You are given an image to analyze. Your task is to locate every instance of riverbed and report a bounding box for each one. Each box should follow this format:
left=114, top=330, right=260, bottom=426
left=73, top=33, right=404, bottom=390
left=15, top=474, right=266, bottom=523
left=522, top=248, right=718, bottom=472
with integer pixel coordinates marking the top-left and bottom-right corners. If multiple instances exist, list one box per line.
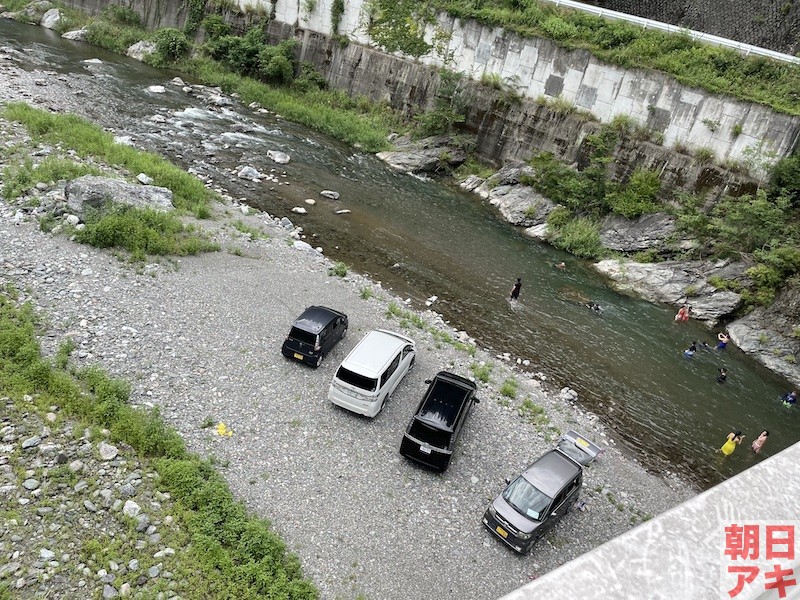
left=1, top=17, right=796, bottom=489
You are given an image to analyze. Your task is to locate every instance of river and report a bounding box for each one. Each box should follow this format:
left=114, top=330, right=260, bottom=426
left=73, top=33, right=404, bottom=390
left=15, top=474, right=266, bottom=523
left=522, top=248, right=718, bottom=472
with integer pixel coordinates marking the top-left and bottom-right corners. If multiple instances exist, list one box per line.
left=2, top=18, right=797, bottom=489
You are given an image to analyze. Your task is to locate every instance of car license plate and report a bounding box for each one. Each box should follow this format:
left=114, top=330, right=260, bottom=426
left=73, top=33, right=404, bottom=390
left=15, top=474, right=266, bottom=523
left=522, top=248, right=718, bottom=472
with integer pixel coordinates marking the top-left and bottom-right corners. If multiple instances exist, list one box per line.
left=293, top=353, right=304, bottom=360
left=495, top=526, right=508, bottom=538
left=420, top=445, right=431, bottom=454
left=576, top=437, right=589, bottom=448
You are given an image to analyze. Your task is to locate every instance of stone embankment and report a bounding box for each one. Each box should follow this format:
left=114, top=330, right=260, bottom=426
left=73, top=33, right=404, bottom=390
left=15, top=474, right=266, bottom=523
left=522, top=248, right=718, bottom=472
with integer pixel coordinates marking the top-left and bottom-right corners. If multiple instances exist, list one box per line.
left=0, top=54, right=695, bottom=599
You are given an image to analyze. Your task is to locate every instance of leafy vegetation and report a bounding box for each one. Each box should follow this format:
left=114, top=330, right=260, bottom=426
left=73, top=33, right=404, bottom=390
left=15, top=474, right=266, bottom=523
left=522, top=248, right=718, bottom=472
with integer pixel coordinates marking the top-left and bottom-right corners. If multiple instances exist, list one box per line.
left=1, top=103, right=214, bottom=217
left=2, top=156, right=102, bottom=200
left=0, top=292, right=318, bottom=599
left=328, top=261, right=348, bottom=277
left=470, top=362, right=492, bottom=383
left=75, top=205, right=220, bottom=263
left=499, top=377, right=518, bottom=398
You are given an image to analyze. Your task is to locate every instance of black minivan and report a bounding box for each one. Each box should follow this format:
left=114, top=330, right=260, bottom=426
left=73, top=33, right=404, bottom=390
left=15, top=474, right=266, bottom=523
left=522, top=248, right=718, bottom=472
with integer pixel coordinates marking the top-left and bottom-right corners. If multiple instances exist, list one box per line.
left=281, top=306, right=348, bottom=368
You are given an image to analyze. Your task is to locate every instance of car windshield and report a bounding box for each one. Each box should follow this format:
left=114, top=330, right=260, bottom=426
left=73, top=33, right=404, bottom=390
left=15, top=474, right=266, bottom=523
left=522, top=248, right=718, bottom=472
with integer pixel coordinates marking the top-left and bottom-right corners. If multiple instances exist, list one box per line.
left=502, top=476, right=552, bottom=521
left=335, top=366, right=377, bottom=392
left=288, top=327, right=317, bottom=346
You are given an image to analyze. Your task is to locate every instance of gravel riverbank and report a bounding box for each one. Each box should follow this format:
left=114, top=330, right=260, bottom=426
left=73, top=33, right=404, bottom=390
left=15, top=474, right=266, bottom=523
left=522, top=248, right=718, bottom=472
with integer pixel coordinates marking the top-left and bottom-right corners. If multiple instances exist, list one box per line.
left=0, top=54, right=695, bottom=600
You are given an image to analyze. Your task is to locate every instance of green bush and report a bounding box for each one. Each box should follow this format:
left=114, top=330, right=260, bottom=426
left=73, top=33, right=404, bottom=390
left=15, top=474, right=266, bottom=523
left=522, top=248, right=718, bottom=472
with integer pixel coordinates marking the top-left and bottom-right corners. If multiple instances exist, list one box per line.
left=540, top=16, right=578, bottom=41
left=551, top=217, right=603, bottom=259
left=150, top=28, right=191, bottom=66
left=470, top=362, right=492, bottom=383
left=202, top=14, right=232, bottom=40
left=257, top=40, right=297, bottom=84
left=75, top=205, right=219, bottom=262
left=100, top=5, right=142, bottom=27
left=769, top=155, right=800, bottom=207
left=606, top=169, right=661, bottom=219
left=546, top=206, right=572, bottom=228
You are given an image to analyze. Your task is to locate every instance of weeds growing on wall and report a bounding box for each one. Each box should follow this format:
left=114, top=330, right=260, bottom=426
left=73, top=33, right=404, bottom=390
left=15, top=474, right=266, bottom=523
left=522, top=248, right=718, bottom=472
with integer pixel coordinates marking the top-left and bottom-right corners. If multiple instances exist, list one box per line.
left=366, top=0, right=435, bottom=57
left=429, top=0, right=800, bottom=116
left=0, top=292, right=319, bottom=599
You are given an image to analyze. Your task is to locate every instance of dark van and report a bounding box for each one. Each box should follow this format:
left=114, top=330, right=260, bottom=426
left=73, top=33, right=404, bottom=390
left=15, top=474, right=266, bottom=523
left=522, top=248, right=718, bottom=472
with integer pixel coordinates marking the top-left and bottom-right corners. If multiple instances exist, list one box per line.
left=482, top=431, right=601, bottom=554
left=281, top=306, right=348, bottom=368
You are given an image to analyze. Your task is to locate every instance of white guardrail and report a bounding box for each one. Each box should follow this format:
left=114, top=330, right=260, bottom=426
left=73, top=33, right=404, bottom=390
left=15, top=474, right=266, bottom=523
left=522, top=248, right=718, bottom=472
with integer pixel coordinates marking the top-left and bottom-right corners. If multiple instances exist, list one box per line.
left=542, top=0, right=800, bottom=64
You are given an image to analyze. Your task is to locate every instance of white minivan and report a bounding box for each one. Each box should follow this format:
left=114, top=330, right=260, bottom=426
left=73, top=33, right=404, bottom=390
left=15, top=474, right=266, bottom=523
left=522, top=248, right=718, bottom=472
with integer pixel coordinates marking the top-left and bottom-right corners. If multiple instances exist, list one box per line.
left=328, top=329, right=416, bottom=418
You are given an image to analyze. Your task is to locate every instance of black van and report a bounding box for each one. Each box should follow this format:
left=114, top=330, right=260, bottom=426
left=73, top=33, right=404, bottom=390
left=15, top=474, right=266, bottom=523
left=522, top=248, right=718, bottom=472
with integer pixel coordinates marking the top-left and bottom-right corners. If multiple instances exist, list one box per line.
left=281, top=306, right=348, bottom=368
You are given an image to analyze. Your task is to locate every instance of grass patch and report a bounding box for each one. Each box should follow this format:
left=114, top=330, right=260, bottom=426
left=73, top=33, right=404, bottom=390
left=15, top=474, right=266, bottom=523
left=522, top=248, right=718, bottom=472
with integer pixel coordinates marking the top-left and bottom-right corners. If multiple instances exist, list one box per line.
left=74, top=205, right=220, bottom=263
left=359, top=286, right=374, bottom=300
left=0, top=290, right=319, bottom=599
left=499, top=377, right=518, bottom=398
left=518, top=397, right=550, bottom=428
left=231, top=219, right=268, bottom=240
left=1, top=156, right=103, bottom=200
left=328, top=261, right=348, bottom=277
left=1, top=103, right=215, bottom=217
left=470, top=362, right=492, bottom=383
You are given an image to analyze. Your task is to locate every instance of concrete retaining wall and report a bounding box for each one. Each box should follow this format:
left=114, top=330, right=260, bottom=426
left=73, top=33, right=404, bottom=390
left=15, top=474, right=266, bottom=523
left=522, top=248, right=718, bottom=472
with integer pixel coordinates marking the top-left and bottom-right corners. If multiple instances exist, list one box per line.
left=257, top=0, right=800, bottom=167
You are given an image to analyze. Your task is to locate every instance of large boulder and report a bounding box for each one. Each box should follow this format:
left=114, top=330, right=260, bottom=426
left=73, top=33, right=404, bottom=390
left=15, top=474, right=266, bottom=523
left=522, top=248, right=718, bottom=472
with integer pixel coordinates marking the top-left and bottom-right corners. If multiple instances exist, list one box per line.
left=15, top=0, right=52, bottom=23
left=594, top=258, right=744, bottom=325
left=65, top=176, right=174, bottom=217
left=600, top=212, right=677, bottom=252
left=62, top=28, right=88, bottom=41
left=377, top=135, right=470, bottom=174
left=727, top=282, right=800, bottom=387
left=474, top=162, right=554, bottom=226
left=126, top=41, right=156, bottom=62
left=39, top=7, right=61, bottom=28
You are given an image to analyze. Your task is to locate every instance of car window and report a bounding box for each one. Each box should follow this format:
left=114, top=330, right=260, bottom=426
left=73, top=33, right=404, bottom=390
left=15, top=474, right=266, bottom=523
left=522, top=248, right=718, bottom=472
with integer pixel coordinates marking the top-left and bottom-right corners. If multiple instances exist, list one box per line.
left=288, top=327, right=317, bottom=346
left=380, top=353, right=401, bottom=387
left=409, top=420, right=451, bottom=448
left=336, top=366, right=377, bottom=392
left=502, top=476, right=552, bottom=521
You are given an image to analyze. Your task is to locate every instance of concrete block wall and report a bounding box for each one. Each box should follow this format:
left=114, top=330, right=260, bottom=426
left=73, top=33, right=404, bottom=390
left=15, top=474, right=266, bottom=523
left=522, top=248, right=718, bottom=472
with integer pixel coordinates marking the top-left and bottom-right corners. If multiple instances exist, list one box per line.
left=240, top=0, right=800, bottom=166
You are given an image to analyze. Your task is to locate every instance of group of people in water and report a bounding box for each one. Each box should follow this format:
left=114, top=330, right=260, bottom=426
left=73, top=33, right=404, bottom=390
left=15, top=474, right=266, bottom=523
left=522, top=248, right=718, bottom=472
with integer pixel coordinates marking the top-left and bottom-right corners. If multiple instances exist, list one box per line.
left=672, top=304, right=796, bottom=459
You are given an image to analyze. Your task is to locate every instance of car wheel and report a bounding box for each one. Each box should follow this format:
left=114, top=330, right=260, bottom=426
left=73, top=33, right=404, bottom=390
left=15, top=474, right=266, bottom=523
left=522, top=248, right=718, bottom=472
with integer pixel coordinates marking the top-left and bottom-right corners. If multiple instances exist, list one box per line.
left=408, top=357, right=415, bottom=371
left=341, top=327, right=347, bottom=340
left=316, top=354, right=324, bottom=368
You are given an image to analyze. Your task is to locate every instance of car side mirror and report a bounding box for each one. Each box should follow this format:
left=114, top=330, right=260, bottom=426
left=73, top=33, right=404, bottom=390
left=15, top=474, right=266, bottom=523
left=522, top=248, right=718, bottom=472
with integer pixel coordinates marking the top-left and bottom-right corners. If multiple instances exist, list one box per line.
left=424, top=379, right=432, bottom=384
left=504, top=477, right=511, bottom=485
left=474, top=397, right=480, bottom=404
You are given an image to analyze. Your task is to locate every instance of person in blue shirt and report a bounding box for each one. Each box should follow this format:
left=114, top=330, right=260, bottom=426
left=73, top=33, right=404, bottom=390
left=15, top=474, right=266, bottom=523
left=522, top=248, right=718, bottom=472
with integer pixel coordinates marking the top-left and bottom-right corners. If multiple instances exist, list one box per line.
left=783, top=390, right=798, bottom=406
left=683, top=341, right=697, bottom=359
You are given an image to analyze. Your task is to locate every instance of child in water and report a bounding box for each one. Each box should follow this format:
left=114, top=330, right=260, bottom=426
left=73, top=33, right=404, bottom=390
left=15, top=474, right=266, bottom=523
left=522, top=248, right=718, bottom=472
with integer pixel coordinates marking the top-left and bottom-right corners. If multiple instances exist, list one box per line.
left=751, top=431, right=769, bottom=454
left=717, top=368, right=728, bottom=384
left=683, top=341, right=697, bottom=359
left=720, top=431, right=744, bottom=456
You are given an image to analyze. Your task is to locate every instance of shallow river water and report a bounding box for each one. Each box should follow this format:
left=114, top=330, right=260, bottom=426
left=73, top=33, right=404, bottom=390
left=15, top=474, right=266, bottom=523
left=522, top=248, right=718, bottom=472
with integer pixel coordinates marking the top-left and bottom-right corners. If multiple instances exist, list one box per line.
left=2, top=18, right=797, bottom=489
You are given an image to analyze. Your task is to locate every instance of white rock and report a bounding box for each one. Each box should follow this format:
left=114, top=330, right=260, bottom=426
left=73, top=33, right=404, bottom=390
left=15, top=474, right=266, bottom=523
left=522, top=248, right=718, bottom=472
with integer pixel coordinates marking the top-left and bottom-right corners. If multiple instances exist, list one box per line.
left=291, top=207, right=307, bottom=214
left=97, top=441, right=118, bottom=461
left=320, top=190, right=340, bottom=200
left=40, top=8, right=62, bottom=29
left=304, top=199, right=316, bottom=205
left=122, top=500, right=141, bottom=518
left=147, top=85, right=166, bottom=94
left=335, top=209, right=351, bottom=215
left=136, top=173, right=153, bottom=185
left=266, top=150, right=290, bottom=164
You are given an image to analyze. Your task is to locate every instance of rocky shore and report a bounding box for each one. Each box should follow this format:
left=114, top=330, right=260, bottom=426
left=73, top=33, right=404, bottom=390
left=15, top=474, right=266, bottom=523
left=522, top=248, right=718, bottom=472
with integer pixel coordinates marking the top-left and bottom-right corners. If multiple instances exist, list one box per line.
left=0, top=46, right=696, bottom=600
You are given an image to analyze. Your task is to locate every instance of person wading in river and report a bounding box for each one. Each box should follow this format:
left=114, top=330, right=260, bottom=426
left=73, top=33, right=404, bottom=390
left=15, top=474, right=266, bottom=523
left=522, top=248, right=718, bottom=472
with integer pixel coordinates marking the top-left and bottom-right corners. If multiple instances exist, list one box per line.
left=510, top=277, right=522, bottom=301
